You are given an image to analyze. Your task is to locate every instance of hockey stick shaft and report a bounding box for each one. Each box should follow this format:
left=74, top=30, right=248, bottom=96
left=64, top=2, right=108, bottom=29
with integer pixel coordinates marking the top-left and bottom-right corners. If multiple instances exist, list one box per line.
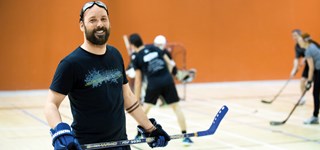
left=81, top=105, right=228, bottom=150
left=270, top=89, right=307, bottom=125
left=282, top=89, right=307, bottom=122
left=272, top=77, right=292, bottom=98
left=123, top=35, right=132, bottom=55
left=262, top=76, right=293, bottom=103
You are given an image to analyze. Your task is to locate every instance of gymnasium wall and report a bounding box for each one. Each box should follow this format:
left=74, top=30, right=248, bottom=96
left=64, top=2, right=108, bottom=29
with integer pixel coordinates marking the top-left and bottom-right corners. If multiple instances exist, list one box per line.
left=0, top=0, right=319, bottom=90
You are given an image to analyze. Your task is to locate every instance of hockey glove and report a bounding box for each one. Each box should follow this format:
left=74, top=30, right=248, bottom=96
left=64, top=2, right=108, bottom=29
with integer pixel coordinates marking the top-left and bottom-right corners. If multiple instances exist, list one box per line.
left=305, top=80, right=312, bottom=91
left=137, top=118, right=171, bottom=148
left=50, top=122, right=82, bottom=150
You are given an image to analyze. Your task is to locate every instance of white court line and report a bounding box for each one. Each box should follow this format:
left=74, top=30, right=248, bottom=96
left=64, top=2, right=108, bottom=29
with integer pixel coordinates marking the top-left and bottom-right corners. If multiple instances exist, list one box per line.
left=202, top=138, right=247, bottom=150
left=221, top=130, right=286, bottom=150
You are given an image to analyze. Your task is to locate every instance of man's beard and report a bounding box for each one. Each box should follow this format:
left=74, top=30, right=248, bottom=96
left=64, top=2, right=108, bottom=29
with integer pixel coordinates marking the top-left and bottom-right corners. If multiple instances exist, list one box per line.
left=84, top=25, right=110, bottom=45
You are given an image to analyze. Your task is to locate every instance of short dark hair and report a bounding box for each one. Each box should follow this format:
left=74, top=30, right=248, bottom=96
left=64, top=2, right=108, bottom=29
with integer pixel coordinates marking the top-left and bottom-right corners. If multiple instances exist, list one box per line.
left=292, top=29, right=302, bottom=35
left=129, top=33, right=144, bottom=48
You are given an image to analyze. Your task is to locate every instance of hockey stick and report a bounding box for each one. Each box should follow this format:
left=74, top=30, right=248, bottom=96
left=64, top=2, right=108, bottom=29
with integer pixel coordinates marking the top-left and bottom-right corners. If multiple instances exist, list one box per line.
left=261, top=76, right=294, bottom=104
left=270, top=89, right=307, bottom=126
left=81, top=105, right=229, bottom=150
left=123, top=35, right=132, bottom=55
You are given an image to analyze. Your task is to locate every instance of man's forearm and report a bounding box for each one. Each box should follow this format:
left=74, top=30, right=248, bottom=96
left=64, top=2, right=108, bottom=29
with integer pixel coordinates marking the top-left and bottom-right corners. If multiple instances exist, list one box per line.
left=44, top=103, right=62, bottom=128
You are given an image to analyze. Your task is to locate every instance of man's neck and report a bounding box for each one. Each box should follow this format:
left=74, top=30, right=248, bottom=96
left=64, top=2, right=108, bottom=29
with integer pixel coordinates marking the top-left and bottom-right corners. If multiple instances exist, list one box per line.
left=81, top=41, right=107, bottom=55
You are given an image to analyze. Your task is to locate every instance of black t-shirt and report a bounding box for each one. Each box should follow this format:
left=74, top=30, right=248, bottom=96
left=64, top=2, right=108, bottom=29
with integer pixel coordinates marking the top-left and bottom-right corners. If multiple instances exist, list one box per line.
left=295, top=43, right=305, bottom=58
left=132, top=45, right=174, bottom=89
left=50, top=45, right=129, bottom=145
left=163, top=49, right=173, bottom=60
left=127, top=52, right=137, bottom=70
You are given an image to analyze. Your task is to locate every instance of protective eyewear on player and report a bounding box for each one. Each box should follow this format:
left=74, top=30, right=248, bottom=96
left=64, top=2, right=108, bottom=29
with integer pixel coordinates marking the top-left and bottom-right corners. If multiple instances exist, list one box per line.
left=80, top=1, right=108, bottom=21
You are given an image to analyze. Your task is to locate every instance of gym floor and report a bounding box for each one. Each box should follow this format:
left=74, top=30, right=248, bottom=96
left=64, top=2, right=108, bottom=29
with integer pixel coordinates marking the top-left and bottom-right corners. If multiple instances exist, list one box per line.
left=0, top=80, right=319, bottom=150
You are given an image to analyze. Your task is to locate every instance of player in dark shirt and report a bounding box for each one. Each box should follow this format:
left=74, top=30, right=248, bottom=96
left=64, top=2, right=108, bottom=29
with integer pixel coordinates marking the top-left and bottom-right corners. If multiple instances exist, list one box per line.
left=290, top=29, right=308, bottom=105
left=129, top=33, right=194, bottom=146
left=44, top=1, right=170, bottom=150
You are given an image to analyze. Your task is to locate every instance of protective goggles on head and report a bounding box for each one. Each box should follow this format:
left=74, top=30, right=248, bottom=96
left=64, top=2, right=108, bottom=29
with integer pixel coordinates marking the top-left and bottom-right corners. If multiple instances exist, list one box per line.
left=80, top=1, right=108, bottom=21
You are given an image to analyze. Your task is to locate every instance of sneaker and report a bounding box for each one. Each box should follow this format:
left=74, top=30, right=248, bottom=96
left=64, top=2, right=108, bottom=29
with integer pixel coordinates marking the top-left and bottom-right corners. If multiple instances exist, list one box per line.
left=182, top=137, right=193, bottom=146
left=303, top=116, right=319, bottom=124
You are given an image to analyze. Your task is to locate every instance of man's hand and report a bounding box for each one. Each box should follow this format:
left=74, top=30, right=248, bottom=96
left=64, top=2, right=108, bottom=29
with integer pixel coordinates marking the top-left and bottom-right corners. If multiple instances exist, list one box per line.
left=137, top=118, right=171, bottom=148
left=50, top=122, right=82, bottom=150
left=290, top=69, right=298, bottom=77
left=305, top=80, right=312, bottom=91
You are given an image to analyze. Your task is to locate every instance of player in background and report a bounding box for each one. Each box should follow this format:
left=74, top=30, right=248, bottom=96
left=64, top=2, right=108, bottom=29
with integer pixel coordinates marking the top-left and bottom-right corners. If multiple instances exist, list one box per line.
left=290, top=29, right=308, bottom=105
left=124, top=35, right=148, bottom=103
left=298, top=33, right=320, bottom=124
left=129, top=33, right=194, bottom=146
left=290, top=29, right=320, bottom=105
left=153, top=35, right=196, bottom=106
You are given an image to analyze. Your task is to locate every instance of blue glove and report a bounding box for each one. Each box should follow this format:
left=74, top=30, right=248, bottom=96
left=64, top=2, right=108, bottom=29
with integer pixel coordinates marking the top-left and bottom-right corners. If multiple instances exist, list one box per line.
left=305, top=80, right=312, bottom=91
left=50, top=122, right=82, bottom=150
left=137, top=118, right=171, bottom=148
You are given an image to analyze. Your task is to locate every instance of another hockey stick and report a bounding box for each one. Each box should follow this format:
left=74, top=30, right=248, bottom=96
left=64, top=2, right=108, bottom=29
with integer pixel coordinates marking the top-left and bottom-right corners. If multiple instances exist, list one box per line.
left=270, top=89, right=307, bottom=126
left=261, top=76, right=294, bottom=104
left=81, top=105, right=229, bottom=150
left=123, top=35, right=132, bottom=55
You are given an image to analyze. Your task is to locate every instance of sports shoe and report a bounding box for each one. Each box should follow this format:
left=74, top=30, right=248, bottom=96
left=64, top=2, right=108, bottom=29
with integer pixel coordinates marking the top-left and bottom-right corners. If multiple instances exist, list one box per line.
left=303, top=116, right=319, bottom=124
left=182, top=137, right=193, bottom=146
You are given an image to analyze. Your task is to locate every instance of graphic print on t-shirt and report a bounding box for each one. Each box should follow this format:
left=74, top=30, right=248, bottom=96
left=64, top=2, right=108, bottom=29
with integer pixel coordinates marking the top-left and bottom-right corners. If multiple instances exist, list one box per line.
left=143, top=51, right=165, bottom=74
left=84, top=68, right=122, bottom=88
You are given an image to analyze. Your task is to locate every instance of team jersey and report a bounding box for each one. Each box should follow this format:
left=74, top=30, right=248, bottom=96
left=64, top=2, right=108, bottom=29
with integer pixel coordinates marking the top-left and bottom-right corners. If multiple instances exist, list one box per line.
left=146, top=44, right=173, bottom=59
left=50, top=45, right=129, bottom=145
left=132, top=45, right=174, bottom=89
left=126, top=52, right=137, bottom=70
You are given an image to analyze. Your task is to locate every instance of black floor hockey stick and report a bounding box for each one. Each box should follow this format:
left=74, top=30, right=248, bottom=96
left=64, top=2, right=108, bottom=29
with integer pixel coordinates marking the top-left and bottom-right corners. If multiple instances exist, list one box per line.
left=261, top=76, right=293, bottom=104
left=270, top=89, right=307, bottom=126
left=81, top=105, right=229, bottom=150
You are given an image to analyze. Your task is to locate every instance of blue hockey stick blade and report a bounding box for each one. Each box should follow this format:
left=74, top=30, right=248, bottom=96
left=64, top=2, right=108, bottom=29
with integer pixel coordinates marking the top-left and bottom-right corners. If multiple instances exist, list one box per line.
left=197, top=105, right=228, bottom=136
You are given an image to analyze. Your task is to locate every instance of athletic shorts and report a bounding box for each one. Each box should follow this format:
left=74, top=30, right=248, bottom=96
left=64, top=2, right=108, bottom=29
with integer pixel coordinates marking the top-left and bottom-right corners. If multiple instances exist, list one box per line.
left=144, top=83, right=180, bottom=105
left=302, top=63, right=309, bottom=78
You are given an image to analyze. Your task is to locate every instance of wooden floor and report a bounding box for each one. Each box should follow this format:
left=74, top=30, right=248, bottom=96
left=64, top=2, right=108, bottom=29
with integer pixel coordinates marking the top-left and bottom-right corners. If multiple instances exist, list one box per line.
left=0, top=80, right=319, bottom=150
